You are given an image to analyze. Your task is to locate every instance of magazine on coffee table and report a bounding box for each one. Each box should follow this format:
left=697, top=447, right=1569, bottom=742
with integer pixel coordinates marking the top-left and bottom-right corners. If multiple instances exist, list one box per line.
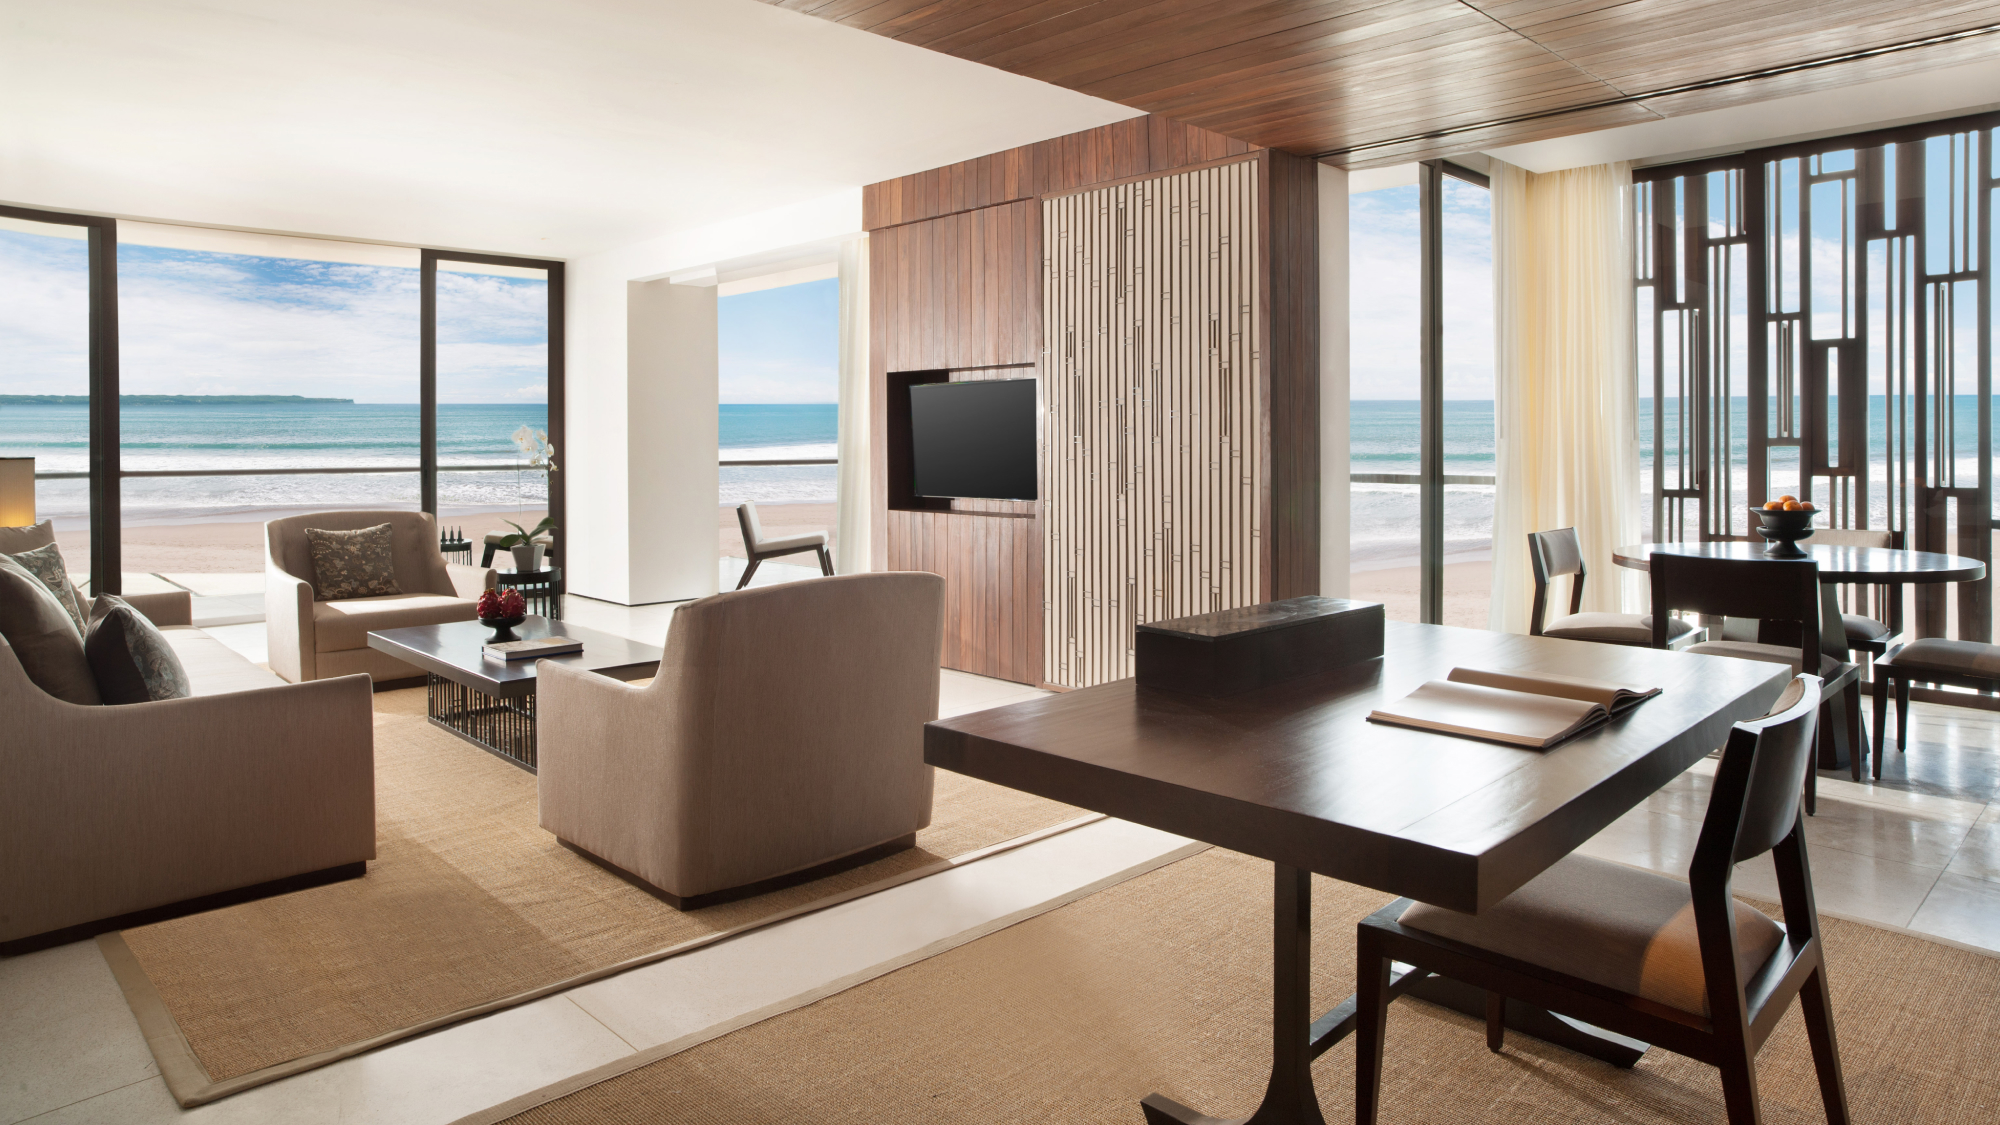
left=1367, top=667, right=1662, bottom=749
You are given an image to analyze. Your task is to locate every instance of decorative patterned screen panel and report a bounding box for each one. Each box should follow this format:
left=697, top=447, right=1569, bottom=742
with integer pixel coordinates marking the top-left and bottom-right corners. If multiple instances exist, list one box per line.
left=1043, top=159, right=1264, bottom=689
left=1636, top=113, right=1995, bottom=641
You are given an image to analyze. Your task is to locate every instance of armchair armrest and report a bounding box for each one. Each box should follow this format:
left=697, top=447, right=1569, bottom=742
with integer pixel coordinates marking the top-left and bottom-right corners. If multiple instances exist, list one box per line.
left=266, top=564, right=316, bottom=682
left=448, top=563, right=496, bottom=600
left=536, top=662, right=685, bottom=889
left=100, top=590, right=194, bottom=627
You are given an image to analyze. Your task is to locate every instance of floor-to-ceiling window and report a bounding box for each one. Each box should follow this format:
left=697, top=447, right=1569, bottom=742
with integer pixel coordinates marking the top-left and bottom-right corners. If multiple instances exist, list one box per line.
left=1348, top=163, right=1495, bottom=625
left=716, top=275, right=837, bottom=572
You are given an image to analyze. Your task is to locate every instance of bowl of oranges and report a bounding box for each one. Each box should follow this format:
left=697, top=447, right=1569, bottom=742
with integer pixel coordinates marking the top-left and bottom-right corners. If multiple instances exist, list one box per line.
left=1753, top=496, right=1818, bottom=557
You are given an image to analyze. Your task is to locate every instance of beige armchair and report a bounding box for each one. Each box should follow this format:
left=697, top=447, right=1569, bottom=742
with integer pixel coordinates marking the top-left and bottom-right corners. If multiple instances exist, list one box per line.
left=266, top=510, right=494, bottom=683
left=538, top=571, right=944, bottom=908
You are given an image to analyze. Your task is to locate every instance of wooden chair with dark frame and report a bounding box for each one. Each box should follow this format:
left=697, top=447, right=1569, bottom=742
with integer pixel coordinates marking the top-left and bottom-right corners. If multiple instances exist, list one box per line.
left=1653, top=553, right=1864, bottom=813
left=1355, top=674, right=1848, bottom=1125
left=1870, top=639, right=2000, bottom=778
left=1810, top=527, right=1904, bottom=659
left=734, top=501, right=834, bottom=590
left=1528, top=527, right=1694, bottom=648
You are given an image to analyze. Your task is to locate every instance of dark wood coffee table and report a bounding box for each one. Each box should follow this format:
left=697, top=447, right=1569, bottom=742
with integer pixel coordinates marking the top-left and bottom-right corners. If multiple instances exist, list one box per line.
left=368, top=616, right=661, bottom=772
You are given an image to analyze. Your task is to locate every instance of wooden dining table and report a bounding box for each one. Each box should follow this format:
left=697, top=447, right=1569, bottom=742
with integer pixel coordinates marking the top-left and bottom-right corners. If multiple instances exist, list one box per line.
left=925, top=621, right=1789, bottom=1125
left=1611, top=541, right=1987, bottom=770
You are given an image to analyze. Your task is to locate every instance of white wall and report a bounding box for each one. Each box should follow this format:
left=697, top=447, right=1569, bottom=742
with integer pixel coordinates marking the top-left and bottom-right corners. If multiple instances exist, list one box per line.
left=1318, top=163, right=1351, bottom=598
left=565, top=189, right=863, bottom=605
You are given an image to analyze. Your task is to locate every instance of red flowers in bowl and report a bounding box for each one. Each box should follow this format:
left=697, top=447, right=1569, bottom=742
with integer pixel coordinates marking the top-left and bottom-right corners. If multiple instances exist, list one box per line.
left=477, top=588, right=526, bottom=622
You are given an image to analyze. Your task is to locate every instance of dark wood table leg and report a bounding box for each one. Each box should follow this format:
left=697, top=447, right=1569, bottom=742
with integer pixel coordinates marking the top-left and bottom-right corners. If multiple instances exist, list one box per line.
left=1142, top=864, right=1327, bottom=1125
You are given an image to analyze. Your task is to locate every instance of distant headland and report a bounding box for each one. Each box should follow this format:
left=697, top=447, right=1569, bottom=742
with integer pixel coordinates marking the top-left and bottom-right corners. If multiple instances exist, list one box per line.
left=0, top=394, right=354, bottom=405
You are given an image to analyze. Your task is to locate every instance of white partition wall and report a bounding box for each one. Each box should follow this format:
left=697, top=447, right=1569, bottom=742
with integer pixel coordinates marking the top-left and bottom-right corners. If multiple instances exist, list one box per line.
left=1319, top=163, right=1351, bottom=598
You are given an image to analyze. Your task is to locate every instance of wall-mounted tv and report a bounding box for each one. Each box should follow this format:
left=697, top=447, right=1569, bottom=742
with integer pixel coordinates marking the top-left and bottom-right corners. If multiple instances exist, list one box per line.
left=909, top=378, right=1037, bottom=501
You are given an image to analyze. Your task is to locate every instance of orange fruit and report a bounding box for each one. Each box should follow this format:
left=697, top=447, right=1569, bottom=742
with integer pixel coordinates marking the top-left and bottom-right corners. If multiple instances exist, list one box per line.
left=1778, top=494, right=1798, bottom=504
left=1763, top=500, right=1783, bottom=510
left=1800, top=502, right=1815, bottom=511
left=1783, top=500, right=1802, bottom=511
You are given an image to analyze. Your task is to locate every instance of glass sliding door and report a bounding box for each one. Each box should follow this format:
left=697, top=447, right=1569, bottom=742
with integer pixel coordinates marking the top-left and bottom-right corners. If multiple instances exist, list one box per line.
left=422, top=251, right=563, bottom=573
left=1439, top=170, right=1496, bottom=628
left=0, top=205, right=117, bottom=590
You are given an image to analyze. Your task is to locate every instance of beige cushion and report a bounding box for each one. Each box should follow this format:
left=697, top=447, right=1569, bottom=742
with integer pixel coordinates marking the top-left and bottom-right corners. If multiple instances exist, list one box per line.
left=0, top=554, right=101, bottom=705
left=754, top=530, right=828, bottom=554
left=1399, top=854, right=1785, bottom=1016
left=1842, top=613, right=1891, bottom=644
left=158, top=627, right=288, bottom=695
left=1544, top=612, right=1694, bottom=645
left=1686, top=640, right=1843, bottom=680
left=305, top=523, right=403, bottom=601
left=312, top=593, right=478, bottom=652
left=1882, top=639, right=2000, bottom=680
left=0, top=520, right=57, bottom=555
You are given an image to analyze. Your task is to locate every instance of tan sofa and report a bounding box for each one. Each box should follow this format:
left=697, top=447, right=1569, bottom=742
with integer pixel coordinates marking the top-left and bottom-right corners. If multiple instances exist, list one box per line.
left=538, top=572, right=944, bottom=908
left=266, top=510, right=494, bottom=683
left=0, top=604, right=375, bottom=951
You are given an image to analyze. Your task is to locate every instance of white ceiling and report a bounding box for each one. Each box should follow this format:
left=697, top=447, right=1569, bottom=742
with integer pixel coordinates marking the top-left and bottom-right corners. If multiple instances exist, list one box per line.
left=0, top=0, right=1142, bottom=259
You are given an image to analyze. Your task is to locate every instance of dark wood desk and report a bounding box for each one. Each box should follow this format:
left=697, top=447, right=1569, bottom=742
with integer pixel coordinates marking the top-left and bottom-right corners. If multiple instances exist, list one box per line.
left=925, top=621, right=1788, bottom=1125
left=369, top=616, right=660, bottom=771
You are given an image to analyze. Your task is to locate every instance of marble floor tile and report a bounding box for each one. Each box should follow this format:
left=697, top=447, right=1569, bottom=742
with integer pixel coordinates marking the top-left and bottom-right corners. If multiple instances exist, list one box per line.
left=0, top=942, right=159, bottom=1125
left=1732, top=845, right=1940, bottom=929
left=1907, top=873, right=2000, bottom=953
left=1795, top=798, right=1973, bottom=870
left=1943, top=818, right=2000, bottom=884
left=1576, top=808, right=1704, bottom=876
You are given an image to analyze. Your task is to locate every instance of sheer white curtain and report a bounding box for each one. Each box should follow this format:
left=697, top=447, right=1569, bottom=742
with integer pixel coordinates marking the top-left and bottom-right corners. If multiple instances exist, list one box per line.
left=1488, top=160, right=1641, bottom=633
left=835, top=234, right=871, bottom=574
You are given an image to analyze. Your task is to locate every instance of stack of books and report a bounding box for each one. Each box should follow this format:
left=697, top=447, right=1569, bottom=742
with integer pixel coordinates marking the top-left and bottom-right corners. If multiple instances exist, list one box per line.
left=483, top=636, right=582, bottom=661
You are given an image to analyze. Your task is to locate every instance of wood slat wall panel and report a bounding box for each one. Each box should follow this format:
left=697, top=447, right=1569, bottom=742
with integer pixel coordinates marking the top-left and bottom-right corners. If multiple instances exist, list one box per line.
left=1043, top=159, right=1266, bottom=689
left=761, top=0, right=2000, bottom=167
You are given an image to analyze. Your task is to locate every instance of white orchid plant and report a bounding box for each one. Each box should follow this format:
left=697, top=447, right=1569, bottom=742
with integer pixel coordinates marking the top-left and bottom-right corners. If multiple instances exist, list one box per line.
left=497, top=425, right=558, bottom=549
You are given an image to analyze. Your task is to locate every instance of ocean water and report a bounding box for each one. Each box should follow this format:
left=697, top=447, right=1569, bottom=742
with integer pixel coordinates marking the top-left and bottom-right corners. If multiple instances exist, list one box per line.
left=719, top=403, right=837, bottom=505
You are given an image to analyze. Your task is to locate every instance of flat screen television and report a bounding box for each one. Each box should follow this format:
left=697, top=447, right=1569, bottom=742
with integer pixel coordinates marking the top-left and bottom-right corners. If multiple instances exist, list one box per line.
left=909, top=378, right=1037, bottom=501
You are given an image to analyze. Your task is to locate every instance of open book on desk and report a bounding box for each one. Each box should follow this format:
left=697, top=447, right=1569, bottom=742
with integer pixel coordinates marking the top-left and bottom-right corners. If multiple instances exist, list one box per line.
left=1367, top=667, right=1663, bottom=750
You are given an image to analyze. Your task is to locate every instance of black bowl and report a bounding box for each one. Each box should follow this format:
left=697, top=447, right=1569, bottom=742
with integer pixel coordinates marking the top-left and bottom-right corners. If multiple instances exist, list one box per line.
left=1752, top=507, right=1819, bottom=558
left=479, top=613, right=527, bottom=642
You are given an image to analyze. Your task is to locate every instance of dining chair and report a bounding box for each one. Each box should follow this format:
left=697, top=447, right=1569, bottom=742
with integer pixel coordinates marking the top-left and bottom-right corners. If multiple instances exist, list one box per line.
left=1870, top=639, right=2000, bottom=779
left=1527, top=528, right=1693, bottom=647
left=1809, top=527, right=1902, bottom=659
left=1650, top=553, right=1863, bottom=812
left=1356, top=675, right=1847, bottom=1125
left=734, top=501, right=835, bottom=590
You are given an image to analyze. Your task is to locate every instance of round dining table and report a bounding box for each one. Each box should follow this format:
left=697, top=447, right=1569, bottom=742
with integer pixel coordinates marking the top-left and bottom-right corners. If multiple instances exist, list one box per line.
left=1612, top=540, right=1986, bottom=771
left=1611, top=540, right=1987, bottom=585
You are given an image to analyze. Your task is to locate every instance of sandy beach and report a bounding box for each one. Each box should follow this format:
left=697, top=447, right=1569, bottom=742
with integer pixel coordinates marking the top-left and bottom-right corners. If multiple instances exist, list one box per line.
left=1349, top=560, right=1495, bottom=629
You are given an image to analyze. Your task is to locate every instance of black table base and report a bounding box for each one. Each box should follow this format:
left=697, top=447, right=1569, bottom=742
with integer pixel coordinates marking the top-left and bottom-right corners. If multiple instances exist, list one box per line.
left=1140, top=865, right=1645, bottom=1125
left=427, top=674, right=538, bottom=772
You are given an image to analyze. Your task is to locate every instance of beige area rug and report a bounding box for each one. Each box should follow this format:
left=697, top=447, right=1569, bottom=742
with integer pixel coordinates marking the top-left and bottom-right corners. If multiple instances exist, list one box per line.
left=464, top=848, right=2000, bottom=1125
left=100, top=686, right=1088, bottom=1107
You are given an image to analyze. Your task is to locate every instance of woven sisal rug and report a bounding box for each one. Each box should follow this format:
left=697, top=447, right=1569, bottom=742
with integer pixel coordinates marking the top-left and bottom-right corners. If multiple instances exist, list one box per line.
left=462, top=847, right=2000, bottom=1125
left=101, top=686, right=1088, bottom=1107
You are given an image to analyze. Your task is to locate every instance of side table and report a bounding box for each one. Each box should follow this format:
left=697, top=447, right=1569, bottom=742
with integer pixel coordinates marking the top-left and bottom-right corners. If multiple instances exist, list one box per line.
left=497, top=567, right=561, bottom=619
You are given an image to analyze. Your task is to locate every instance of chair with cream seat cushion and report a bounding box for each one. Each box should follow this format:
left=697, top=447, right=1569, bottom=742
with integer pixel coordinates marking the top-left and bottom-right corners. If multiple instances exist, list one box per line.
left=265, top=510, right=494, bottom=683
left=1528, top=527, right=1693, bottom=647
left=1655, top=552, right=1864, bottom=810
left=1356, top=676, right=1848, bottom=1125
left=1870, top=638, right=2000, bottom=779
left=1809, top=527, right=1902, bottom=658
left=734, top=500, right=834, bottom=589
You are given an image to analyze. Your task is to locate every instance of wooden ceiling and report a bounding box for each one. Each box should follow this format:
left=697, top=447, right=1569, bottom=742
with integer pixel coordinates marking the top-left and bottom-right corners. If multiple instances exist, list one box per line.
left=755, top=1, right=2000, bottom=166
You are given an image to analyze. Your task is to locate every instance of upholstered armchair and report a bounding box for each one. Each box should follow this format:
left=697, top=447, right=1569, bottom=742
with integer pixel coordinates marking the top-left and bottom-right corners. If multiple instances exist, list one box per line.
left=538, top=572, right=945, bottom=908
left=265, top=510, right=494, bottom=683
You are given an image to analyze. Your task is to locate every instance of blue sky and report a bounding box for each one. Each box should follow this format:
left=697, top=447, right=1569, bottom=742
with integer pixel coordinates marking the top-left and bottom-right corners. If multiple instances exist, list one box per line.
left=718, top=278, right=838, bottom=403
left=1348, top=180, right=1495, bottom=400
left=0, top=227, right=549, bottom=403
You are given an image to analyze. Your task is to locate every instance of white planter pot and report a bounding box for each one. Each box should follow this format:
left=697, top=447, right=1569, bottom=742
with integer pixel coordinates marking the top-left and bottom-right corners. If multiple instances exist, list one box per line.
left=510, top=543, right=545, bottom=572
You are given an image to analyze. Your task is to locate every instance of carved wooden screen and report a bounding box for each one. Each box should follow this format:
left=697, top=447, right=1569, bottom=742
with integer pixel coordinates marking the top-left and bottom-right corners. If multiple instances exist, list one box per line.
left=1043, top=159, right=1263, bottom=688
left=1635, top=112, right=1996, bottom=641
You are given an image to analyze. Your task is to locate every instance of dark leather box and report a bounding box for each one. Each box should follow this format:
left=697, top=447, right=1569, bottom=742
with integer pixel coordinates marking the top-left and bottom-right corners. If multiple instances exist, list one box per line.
left=1135, top=597, right=1385, bottom=697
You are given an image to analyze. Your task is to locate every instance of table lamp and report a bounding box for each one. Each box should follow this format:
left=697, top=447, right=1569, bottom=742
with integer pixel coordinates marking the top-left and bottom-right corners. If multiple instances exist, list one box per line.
left=0, top=458, right=35, bottom=527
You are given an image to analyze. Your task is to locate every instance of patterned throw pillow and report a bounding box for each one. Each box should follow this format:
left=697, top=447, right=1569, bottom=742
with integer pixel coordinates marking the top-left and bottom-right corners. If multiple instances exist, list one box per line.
left=0, top=554, right=102, bottom=705
left=6, top=541, right=89, bottom=638
left=85, top=594, right=192, bottom=705
left=304, top=523, right=403, bottom=601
